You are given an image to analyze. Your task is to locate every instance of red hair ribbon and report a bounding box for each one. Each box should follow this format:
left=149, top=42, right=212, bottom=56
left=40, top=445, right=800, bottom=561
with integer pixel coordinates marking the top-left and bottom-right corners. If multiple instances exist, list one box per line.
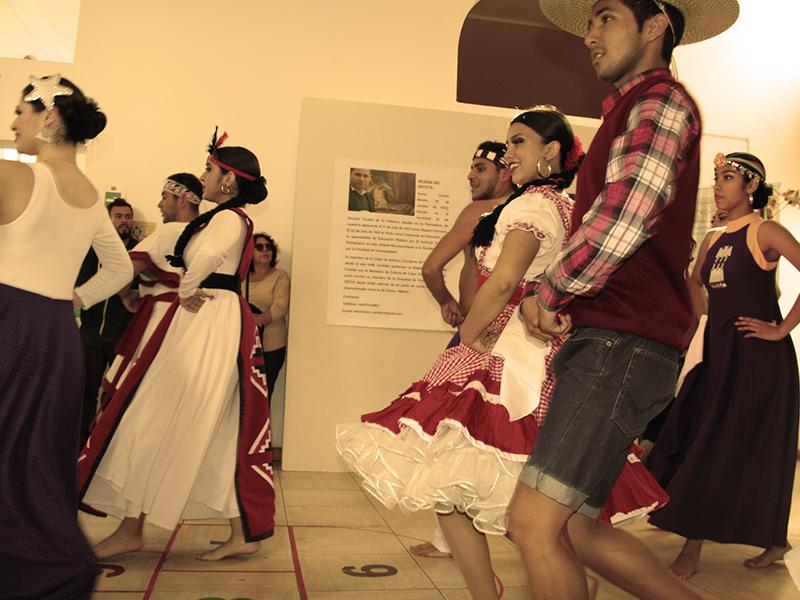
left=208, top=130, right=257, bottom=182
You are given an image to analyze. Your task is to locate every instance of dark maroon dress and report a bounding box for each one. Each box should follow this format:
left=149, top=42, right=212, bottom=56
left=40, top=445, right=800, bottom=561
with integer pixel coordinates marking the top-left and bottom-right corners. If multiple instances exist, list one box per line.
left=0, top=283, right=99, bottom=599
left=647, top=215, right=799, bottom=549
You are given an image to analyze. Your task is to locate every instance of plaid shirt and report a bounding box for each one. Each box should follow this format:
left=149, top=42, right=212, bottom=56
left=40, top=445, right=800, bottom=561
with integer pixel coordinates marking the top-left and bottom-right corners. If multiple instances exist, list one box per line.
left=537, top=69, right=701, bottom=311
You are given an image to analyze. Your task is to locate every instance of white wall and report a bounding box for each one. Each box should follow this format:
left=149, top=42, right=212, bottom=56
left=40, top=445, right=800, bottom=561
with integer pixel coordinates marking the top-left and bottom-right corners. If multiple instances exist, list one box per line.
left=0, top=0, right=797, bottom=469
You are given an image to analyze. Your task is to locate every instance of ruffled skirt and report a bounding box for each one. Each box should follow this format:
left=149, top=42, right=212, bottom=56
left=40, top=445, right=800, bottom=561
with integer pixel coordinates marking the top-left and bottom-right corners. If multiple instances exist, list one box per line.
left=338, top=326, right=667, bottom=535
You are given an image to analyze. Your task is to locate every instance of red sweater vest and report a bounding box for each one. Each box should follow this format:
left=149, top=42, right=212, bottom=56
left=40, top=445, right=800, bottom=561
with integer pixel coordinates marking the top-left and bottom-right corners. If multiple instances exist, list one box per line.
left=567, top=73, right=700, bottom=350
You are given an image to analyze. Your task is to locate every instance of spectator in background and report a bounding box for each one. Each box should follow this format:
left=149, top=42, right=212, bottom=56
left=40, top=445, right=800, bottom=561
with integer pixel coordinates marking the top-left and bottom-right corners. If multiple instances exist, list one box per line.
left=248, top=232, right=290, bottom=400
left=76, top=196, right=138, bottom=445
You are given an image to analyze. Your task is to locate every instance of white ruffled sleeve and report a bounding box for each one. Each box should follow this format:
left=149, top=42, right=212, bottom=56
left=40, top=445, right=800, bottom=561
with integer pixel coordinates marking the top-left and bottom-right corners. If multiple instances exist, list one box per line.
left=179, top=210, right=245, bottom=299
left=73, top=206, right=134, bottom=308
left=495, top=190, right=561, bottom=255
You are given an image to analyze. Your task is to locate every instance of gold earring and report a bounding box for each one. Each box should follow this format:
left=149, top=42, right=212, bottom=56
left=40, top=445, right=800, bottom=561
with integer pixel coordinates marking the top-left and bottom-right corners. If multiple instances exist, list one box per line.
left=536, top=158, right=552, bottom=179
left=220, top=183, right=231, bottom=195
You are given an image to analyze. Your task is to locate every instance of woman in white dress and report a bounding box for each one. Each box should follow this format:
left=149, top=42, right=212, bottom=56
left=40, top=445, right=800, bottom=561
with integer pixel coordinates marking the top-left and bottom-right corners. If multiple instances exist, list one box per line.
left=0, top=74, right=131, bottom=600
left=80, top=130, right=275, bottom=561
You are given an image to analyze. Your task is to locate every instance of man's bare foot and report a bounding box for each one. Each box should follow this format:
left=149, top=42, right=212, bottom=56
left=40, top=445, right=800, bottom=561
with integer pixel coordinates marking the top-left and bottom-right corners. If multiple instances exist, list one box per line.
left=409, top=541, right=451, bottom=558
left=743, top=544, right=791, bottom=569
left=93, top=530, right=144, bottom=559
left=669, top=551, right=700, bottom=580
left=197, top=539, right=261, bottom=561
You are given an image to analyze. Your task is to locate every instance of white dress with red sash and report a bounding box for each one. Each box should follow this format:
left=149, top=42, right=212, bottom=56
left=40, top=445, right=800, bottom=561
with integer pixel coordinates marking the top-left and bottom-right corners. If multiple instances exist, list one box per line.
left=79, top=209, right=274, bottom=541
left=99, top=222, right=184, bottom=402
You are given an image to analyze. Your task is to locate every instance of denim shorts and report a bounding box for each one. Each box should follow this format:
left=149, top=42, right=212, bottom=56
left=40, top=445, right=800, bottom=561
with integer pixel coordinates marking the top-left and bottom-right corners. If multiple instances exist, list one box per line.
left=519, top=327, right=679, bottom=518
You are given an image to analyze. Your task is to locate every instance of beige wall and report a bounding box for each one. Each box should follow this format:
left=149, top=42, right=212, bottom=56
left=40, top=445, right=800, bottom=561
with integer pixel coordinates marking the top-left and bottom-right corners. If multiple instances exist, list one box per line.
left=1, top=0, right=798, bottom=469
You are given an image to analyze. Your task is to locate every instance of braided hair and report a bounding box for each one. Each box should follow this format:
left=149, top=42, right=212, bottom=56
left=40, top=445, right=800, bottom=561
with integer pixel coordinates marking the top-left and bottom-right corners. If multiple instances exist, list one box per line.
left=471, top=107, right=582, bottom=248
left=167, top=142, right=268, bottom=268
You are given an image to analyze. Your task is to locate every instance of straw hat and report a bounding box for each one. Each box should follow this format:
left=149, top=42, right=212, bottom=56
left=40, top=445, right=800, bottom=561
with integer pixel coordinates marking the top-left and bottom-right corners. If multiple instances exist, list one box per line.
left=539, top=0, right=739, bottom=45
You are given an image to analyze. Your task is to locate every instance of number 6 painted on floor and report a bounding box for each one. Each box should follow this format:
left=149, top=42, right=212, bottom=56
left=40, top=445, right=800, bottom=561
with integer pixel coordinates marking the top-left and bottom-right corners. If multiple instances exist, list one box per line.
left=342, top=564, right=398, bottom=577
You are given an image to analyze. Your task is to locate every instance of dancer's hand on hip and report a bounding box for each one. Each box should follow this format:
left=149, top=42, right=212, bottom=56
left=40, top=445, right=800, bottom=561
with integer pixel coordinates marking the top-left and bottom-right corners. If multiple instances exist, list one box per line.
left=180, top=289, right=214, bottom=313
left=736, top=315, right=785, bottom=341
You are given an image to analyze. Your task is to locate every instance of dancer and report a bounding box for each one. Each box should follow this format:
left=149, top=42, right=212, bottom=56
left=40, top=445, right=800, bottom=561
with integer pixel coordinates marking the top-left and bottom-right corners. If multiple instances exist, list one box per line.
left=338, top=107, right=667, bottom=599
left=647, top=152, right=800, bottom=579
left=0, top=74, right=131, bottom=599
left=421, top=141, right=514, bottom=329
left=509, top=1, right=739, bottom=598
left=76, top=197, right=138, bottom=445
left=414, top=141, right=514, bottom=560
left=92, top=173, right=202, bottom=411
left=79, top=130, right=275, bottom=561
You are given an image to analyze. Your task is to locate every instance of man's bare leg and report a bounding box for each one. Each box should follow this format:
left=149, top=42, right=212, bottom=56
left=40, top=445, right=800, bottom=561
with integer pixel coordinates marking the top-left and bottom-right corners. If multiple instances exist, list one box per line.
left=437, top=511, right=499, bottom=600
left=197, top=517, right=260, bottom=561
left=507, top=484, right=589, bottom=600
left=568, top=515, right=702, bottom=597
left=743, top=543, right=791, bottom=569
left=93, top=515, right=145, bottom=559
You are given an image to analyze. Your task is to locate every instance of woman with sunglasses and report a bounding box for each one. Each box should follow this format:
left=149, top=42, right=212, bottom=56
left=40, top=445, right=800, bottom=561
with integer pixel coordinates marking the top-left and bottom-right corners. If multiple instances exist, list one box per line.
left=248, top=233, right=290, bottom=400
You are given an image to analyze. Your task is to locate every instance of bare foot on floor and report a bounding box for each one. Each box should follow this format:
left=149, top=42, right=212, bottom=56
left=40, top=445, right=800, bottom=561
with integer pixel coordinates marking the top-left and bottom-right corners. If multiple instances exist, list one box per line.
left=93, top=531, right=144, bottom=560
left=409, top=541, right=451, bottom=558
left=743, top=544, right=791, bottom=569
left=670, top=551, right=700, bottom=580
left=197, top=539, right=261, bottom=561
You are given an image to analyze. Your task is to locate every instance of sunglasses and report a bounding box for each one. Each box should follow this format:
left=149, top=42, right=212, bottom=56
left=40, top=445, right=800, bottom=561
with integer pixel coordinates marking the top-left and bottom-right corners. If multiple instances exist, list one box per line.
left=254, top=243, right=272, bottom=251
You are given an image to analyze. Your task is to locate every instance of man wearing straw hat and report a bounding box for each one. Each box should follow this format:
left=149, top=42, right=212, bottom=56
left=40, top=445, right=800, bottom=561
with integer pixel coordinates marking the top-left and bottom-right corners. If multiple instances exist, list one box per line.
left=511, top=1, right=739, bottom=598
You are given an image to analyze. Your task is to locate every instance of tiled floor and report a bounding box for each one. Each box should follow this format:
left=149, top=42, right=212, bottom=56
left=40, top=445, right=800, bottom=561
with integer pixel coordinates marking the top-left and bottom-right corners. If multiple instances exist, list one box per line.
left=84, top=467, right=800, bottom=599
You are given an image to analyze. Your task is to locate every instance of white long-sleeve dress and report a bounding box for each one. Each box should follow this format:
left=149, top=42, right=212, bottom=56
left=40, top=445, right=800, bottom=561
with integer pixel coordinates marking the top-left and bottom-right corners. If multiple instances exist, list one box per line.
left=82, top=210, right=250, bottom=528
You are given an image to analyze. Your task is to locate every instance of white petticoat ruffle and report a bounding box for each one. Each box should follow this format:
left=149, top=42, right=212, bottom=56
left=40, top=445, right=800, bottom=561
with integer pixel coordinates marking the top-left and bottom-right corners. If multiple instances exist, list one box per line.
left=337, top=418, right=661, bottom=534
left=337, top=419, right=524, bottom=535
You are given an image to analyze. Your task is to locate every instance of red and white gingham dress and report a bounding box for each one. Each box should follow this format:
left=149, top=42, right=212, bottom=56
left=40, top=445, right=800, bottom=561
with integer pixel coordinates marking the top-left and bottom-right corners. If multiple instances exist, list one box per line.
left=337, top=185, right=666, bottom=534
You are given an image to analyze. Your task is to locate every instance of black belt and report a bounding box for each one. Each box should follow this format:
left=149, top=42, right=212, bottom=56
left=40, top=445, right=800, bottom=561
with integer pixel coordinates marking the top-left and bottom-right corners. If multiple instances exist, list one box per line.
left=199, top=273, right=241, bottom=293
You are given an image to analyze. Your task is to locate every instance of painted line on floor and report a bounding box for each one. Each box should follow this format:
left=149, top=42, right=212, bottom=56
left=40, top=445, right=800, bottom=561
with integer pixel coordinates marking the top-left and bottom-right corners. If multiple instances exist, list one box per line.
left=287, top=525, right=308, bottom=600
left=161, top=568, right=296, bottom=573
left=143, top=522, right=182, bottom=600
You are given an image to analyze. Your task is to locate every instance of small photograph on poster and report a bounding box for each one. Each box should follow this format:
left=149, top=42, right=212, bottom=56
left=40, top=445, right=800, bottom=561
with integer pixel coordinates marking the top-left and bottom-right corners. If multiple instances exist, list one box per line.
left=132, top=220, right=157, bottom=240
left=347, top=166, right=416, bottom=216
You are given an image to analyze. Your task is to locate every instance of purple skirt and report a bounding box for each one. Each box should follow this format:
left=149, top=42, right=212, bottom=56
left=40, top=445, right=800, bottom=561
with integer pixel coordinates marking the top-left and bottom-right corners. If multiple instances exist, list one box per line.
left=0, top=283, right=98, bottom=599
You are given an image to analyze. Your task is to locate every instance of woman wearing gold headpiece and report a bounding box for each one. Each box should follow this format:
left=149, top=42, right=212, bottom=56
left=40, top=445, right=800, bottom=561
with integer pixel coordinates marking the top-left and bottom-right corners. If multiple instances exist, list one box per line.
left=647, top=152, right=800, bottom=579
left=0, top=75, right=131, bottom=599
